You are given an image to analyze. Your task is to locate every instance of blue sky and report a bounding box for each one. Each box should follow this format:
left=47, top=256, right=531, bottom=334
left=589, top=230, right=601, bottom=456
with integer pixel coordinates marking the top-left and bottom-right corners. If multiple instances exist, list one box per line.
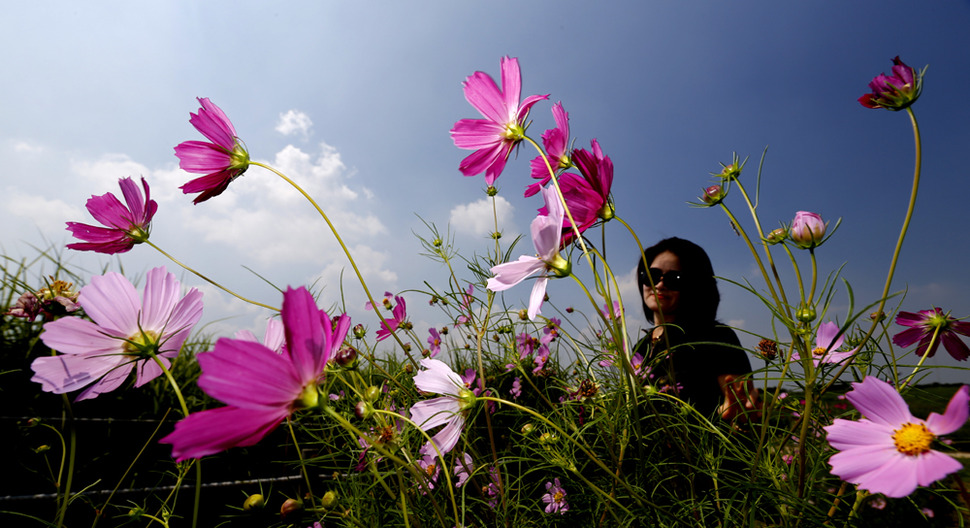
left=3, top=1, right=969, bottom=381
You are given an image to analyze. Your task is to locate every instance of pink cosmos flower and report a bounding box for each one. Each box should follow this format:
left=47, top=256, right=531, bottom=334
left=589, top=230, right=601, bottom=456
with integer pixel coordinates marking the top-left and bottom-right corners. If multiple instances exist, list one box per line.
left=893, top=308, right=970, bottom=361
left=375, top=294, right=409, bottom=342
left=542, top=478, right=569, bottom=514
left=160, top=287, right=350, bottom=461
left=234, top=318, right=285, bottom=354
left=450, top=56, right=549, bottom=185
left=543, top=140, right=614, bottom=246
left=32, top=267, right=203, bottom=401
left=823, top=376, right=969, bottom=498
left=487, top=186, right=570, bottom=320
left=792, top=322, right=857, bottom=366
left=417, top=453, right=442, bottom=493
left=66, top=177, right=157, bottom=254
left=175, top=97, right=250, bottom=204
left=510, top=377, right=522, bottom=399
left=525, top=102, right=571, bottom=197
left=454, top=452, right=473, bottom=488
left=427, top=327, right=442, bottom=357
left=858, top=56, right=923, bottom=111
left=409, top=358, right=476, bottom=457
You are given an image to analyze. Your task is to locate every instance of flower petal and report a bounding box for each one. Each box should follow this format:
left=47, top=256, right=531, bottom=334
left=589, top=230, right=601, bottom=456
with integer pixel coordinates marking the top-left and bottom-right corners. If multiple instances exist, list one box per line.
left=925, top=385, right=969, bottom=435
left=160, top=405, right=289, bottom=462
left=845, top=377, right=914, bottom=426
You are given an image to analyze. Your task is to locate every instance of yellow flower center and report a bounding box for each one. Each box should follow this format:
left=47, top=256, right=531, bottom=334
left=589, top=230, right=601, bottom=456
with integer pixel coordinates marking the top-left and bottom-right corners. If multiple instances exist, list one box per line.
left=424, top=463, right=437, bottom=478
left=812, top=346, right=828, bottom=357
left=553, top=491, right=564, bottom=503
left=892, top=422, right=935, bottom=456
left=122, top=330, right=160, bottom=358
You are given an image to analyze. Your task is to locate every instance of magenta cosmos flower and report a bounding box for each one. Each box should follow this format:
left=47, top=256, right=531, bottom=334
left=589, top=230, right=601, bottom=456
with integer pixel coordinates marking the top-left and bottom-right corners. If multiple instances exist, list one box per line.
left=824, top=376, right=968, bottom=498
left=66, top=177, right=157, bottom=254
left=893, top=308, right=970, bottom=361
left=487, top=185, right=570, bottom=320
left=374, top=294, right=410, bottom=342
left=450, top=56, right=549, bottom=185
left=175, top=97, right=250, bottom=204
left=543, top=139, right=614, bottom=245
left=792, top=321, right=857, bottom=366
left=409, top=358, right=477, bottom=457
left=32, top=267, right=203, bottom=401
left=525, top=102, right=571, bottom=197
left=859, top=56, right=924, bottom=111
left=161, top=287, right=350, bottom=461
left=542, top=478, right=569, bottom=514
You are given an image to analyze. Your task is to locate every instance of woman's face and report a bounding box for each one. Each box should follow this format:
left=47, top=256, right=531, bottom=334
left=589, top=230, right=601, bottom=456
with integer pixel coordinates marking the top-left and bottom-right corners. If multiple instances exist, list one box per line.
left=643, top=250, right=681, bottom=324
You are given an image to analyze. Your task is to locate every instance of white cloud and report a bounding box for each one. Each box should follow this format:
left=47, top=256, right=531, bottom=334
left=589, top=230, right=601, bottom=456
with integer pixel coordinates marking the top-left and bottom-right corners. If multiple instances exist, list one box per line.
left=1, top=188, right=84, bottom=233
left=275, top=110, right=313, bottom=139
left=449, top=196, right=515, bottom=238
left=13, top=141, right=44, bottom=154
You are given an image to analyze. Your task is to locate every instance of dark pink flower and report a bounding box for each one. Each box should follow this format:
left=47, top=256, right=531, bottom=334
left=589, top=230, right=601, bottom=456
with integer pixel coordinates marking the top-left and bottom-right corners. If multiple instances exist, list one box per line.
left=859, top=56, right=923, bottom=111
left=427, top=327, right=442, bottom=357
left=32, top=267, right=203, bottom=401
left=823, top=376, right=968, bottom=498
left=893, top=308, right=970, bottom=361
left=450, top=57, right=549, bottom=185
left=525, top=102, right=571, bottom=197
left=66, top=177, right=157, bottom=254
left=160, top=287, right=349, bottom=461
left=540, top=140, right=614, bottom=246
left=375, top=295, right=409, bottom=342
left=175, top=97, right=250, bottom=204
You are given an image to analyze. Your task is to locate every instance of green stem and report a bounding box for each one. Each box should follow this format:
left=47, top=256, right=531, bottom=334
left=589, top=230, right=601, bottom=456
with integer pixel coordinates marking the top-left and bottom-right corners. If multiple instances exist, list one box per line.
left=54, top=395, right=75, bottom=528
left=287, top=417, right=316, bottom=502
left=900, top=326, right=940, bottom=388
left=145, top=240, right=278, bottom=312
left=251, top=161, right=418, bottom=367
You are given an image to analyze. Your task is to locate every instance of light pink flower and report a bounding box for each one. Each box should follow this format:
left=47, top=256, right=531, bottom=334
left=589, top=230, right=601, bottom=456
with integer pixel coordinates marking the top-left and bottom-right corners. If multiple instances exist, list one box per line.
left=450, top=56, right=549, bottom=185
left=790, top=211, right=827, bottom=249
left=160, top=287, right=350, bottom=461
left=409, top=358, right=476, bottom=457
left=792, top=322, right=857, bottom=366
left=486, top=186, right=570, bottom=320
left=234, top=318, right=285, bottom=354
left=542, top=477, right=569, bottom=514
left=417, top=453, right=442, bottom=493
left=175, top=97, right=250, bottom=204
left=893, top=308, right=970, bottom=361
left=823, top=376, right=969, bottom=498
left=66, top=177, right=157, bottom=254
left=427, top=327, right=442, bottom=357
left=525, top=102, right=571, bottom=197
left=454, top=452, right=473, bottom=488
left=32, top=267, right=203, bottom=401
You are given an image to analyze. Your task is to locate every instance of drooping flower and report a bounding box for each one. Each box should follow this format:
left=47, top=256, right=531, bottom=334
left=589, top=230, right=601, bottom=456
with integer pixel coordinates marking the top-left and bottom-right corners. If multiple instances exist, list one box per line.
left=417, top=454, right=442, bottom=493
left=450, top=56, right=549, bottom=185
left=6, top=279, right=80, bottom=322
left=893, top=308, right=970, bottom=361
left=32, top=267, right=203, bottom=401
left=175, top=97, right=250, bottom=204
left=542, top=478, right=569, bottom=514
left=823, top=376, right=969, bottom=498
left=375, top=295, right=410, bottom=342
left=455, top=283, right=475, bottom=326
left=525, top=102, right=571, bottom=197
left=510, top=376, right=522, bottom=399
left=792, top=322, right=857, bottom=366
left=160, top=287, right=349, bottom=461
left=409, top=358, right=477, bottom=457
left=487, top=186, right=571, bottom=320
left=427, top=327, right=442, bottom=357
left=859, top=56, right=924, bottom=111
left=789, top=211, right=827, bottom=249
left=454, top=452, right=473, bottom=488
left=66, top=177, right=157, bottom=254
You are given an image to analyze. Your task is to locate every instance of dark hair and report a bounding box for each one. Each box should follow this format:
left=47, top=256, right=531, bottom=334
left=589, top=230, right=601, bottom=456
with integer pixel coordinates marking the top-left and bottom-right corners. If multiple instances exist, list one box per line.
left=637, top=237, right=720, bottom=332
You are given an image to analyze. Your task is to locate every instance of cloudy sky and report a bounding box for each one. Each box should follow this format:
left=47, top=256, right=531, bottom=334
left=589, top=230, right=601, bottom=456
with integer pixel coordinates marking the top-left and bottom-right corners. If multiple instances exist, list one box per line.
left=3, top=1, right=969, bottom=381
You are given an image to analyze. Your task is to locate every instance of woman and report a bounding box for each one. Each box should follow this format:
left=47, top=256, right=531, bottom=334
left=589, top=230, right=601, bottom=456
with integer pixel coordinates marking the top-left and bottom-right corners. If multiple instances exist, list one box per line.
left=634, top=237, right=757, bottom=421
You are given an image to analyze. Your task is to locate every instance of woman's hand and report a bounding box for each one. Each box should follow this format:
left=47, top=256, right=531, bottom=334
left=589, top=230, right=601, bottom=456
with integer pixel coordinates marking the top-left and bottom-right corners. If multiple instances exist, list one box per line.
left=717, top=374, right=761, bottom=422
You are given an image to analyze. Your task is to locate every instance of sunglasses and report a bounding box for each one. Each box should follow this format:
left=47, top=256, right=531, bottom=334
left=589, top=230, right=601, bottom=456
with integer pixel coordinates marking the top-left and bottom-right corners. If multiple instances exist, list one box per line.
left=640, top=268, right=684, bottom=291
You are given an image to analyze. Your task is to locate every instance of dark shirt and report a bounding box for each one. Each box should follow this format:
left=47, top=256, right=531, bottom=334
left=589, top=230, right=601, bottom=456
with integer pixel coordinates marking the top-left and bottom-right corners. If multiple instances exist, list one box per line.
left=634, top=323, right=752, bottom=418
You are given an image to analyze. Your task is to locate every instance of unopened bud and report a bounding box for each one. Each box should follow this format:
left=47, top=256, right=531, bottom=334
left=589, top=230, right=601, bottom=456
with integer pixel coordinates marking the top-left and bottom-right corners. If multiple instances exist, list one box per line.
left=321, top=490, right=337, bottom=508
left=280, top=498, right=303, bottom=518
left=766, top=228, right=788, bottom=245
left=354, top=401, right=373, bottom=420
left=796, top=304, right=817, bottom=323
left=404, top=363, right=414, bottom=374
left=518, top=309, right=529, bottom=321
left=243, top=494, right=265, bottom=511
left=485, top=186, right=498, bottom=197
left=353, top=324, right=366, bottom=338
left=520, top=423, right=535, bottom=435
left=701, top=184, right=725, bottom=205
left=334, top=345, right=358, bottom=368
left=365, top=385, right=380, bottom=402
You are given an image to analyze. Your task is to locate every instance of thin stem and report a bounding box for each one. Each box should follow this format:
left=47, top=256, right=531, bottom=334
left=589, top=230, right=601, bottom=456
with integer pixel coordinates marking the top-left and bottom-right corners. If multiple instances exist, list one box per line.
left=900, top=326, right=940, bottom=388
left=54, top=395, right=75, bottom=528
left=145, top=240, right=278, bottom=312
left=287, top=417, right=316, bottom=502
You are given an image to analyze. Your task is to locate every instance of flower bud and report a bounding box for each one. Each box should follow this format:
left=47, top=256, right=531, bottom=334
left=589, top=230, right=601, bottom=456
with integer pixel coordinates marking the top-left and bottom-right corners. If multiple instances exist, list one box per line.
left=719, top=163, right=741, bottom=180
left=565, top=307, right=574, bottom=313
left=364, top=385, right=380, bottom=402
left=701, top=185, right=726, bottom=205
left=333, top=345, right=358, bottom=368
left=520, top=423, right=535, bottom=435
left=352, top=324, right=366, bottom=339
left=486, top=186, right=498, bottom=197
left=790, top=211, right=827, bottom=249
left=280, top=498, right=303, bottom=518
left=518, top=309, right=529, bottom=321
left=321, top=490, right=337, bottom=508
left=766, top=228, right=788, bottom=245
left=491, top=231, right=502, bottom=240
left=243, top=494, right=265, bottom=511
left=354, top=401, right=373, bottom=420
left=796, top=304, right=817, bottom=323
left=404, top=363, right=414, bottom=374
